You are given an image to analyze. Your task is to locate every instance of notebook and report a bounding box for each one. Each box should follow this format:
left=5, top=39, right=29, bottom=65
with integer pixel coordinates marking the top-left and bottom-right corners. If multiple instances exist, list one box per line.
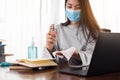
left=59, top=32, right=120, bottom=76
left=8, top=58, right=57, bottom=68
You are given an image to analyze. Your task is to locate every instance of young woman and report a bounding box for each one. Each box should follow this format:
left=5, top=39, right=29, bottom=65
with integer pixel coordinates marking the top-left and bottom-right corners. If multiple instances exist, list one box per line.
left=42, top=0, right=100, bottom=66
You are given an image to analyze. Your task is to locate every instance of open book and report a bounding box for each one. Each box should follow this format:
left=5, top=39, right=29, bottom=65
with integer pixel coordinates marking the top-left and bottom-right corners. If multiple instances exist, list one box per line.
left=8, top=58, right=57, bottom=68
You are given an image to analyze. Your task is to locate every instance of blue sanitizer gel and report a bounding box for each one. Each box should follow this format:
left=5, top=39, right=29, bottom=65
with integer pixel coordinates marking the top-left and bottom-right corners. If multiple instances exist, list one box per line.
left=28, top=38, right=38, bottom=59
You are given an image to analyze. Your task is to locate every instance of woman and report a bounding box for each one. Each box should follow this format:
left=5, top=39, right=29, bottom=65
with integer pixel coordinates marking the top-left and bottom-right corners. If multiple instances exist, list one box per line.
left=42, top=0, right=100, bottom=66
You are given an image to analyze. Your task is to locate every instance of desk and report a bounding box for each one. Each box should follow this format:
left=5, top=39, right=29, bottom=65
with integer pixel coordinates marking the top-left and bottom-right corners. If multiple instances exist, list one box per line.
left=0, top=67, right=120, bottom=80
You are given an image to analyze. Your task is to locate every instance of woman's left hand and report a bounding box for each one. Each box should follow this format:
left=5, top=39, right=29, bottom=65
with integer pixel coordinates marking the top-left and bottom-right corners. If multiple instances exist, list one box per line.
left=73, top=50, right=81, bottom=60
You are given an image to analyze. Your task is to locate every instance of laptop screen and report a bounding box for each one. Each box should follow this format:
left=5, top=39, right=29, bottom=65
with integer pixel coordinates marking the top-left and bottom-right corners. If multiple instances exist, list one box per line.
left=88, top=32, right=120, bottom=76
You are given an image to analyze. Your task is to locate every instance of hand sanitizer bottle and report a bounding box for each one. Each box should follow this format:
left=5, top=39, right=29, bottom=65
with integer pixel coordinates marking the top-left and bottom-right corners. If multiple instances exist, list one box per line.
left=28, top=37, right=38, bottom=59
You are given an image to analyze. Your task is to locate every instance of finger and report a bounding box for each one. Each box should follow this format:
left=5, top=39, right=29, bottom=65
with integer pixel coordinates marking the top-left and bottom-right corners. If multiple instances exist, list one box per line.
left=47, top=38, right=54, bottom=44
left=47, top=30, right=57, bottom=38
left=50, top=33, right=56, bottom=38
left=56, top=52, right=63, bottom=56
left=47, top=37, right=56, bottom=44
left=47, top=35, right=56, bottom=42
left=46, top=32, right=52, bottom=38
left=47, top=32, right=57, bottom=40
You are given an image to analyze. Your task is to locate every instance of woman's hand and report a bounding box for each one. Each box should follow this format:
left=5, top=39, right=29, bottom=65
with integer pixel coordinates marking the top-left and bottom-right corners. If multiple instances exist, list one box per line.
left=46, top=24, right=57, bottom=53
left=55, top=51, right=64, bottom=56
left=72, top=50, right=81, bottom=60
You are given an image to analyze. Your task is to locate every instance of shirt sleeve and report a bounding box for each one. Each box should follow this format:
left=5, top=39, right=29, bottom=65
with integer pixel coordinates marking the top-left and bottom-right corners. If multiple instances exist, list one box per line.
left=41, top=42, right=59, bottom=58
left=41, top=24, right=60, bottom=58
left=78, top=39, right=96, bottom=66
left=41, top=47, right=53, bottom=58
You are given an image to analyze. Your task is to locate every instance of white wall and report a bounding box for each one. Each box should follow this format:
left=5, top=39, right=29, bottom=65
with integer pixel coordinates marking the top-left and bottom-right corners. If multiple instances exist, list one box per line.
left=90, top=0, right=120, bottom=32
left=0, top=0, right=120, bottom=61
left=0, top=0, right=40, bottom=60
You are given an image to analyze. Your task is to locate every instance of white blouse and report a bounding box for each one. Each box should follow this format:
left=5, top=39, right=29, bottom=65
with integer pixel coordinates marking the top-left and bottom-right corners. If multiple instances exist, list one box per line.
left=42, top=24, right=96, bottom=66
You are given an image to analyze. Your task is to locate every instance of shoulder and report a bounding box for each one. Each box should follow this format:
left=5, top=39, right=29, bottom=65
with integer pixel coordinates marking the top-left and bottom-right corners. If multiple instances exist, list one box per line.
left=55, top=23, right=66, bottom=28
left=54, top=23, right=67, bottom=31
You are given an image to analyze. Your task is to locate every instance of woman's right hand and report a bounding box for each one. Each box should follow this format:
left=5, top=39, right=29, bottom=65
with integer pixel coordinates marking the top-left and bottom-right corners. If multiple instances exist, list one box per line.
left=46, top=24, right=57, bottom=53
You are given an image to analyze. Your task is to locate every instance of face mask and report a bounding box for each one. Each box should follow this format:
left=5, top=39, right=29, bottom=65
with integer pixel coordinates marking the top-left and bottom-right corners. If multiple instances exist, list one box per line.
left=65, top=9, right=81, bottom=22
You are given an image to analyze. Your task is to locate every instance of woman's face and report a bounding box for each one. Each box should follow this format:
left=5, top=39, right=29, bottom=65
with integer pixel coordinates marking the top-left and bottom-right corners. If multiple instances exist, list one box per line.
left=66, top=0, right=81, bottom=10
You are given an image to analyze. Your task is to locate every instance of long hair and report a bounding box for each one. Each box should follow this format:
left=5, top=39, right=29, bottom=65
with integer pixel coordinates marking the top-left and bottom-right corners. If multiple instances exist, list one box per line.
left=61, top=0, right=100, bottom=40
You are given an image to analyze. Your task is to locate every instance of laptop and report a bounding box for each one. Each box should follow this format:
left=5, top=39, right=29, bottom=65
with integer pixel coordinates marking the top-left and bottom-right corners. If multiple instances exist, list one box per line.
left=59, top=32, right=120, bottom=76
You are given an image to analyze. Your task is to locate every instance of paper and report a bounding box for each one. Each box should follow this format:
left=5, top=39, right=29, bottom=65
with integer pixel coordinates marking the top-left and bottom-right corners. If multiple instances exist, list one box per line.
left=53, top=47, right=76, bottom=61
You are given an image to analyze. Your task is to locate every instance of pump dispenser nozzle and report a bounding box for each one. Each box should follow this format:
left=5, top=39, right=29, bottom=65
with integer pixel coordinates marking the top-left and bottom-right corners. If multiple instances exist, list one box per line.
left=31, top=37, right=35, bottom=47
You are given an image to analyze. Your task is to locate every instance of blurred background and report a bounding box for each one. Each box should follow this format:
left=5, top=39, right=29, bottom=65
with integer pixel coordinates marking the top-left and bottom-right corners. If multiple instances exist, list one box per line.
left=0, top=0, right=120, bottom=61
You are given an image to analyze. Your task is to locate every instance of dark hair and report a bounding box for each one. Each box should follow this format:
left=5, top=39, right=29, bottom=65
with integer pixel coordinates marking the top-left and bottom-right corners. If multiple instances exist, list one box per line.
left=61, top=0, right=100, bottom=40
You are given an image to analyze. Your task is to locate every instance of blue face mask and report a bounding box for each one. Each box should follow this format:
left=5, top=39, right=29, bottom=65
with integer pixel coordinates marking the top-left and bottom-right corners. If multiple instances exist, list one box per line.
left=65, top=9, right=81, bottom=22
